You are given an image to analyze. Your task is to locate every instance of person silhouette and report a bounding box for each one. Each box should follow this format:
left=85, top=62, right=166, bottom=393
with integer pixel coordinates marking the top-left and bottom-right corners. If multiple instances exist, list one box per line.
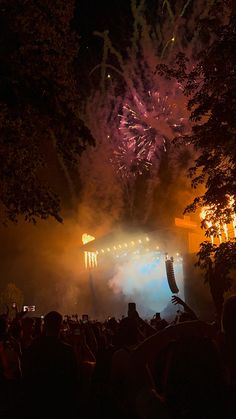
left=22, top=311, right=78, bottom=418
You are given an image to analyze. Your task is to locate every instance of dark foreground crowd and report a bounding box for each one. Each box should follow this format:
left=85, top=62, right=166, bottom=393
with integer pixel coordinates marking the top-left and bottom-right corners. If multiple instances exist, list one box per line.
left=1, top=295, right=236, bottom=419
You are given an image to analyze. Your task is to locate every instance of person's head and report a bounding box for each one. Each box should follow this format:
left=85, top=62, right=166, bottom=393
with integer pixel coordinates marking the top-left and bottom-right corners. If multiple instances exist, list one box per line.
left=43, top=311, right=62, bottom=337
left=107, top=317, right=118, bottom=332
left=117, top=316, right=139, bottom=347
left=222, top=295, right=236, bottom=338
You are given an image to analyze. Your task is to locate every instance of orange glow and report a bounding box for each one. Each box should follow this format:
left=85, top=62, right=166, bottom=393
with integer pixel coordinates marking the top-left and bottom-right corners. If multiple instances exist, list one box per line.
left=200, top=207, right=214, bottom=244
left=82, top=233, right=95, bottom=245
left=200, top=196, right=236, bottom=243
left=229, top=196, right=236, bottom=237
left=82, top=233, right=97, bottom=269
left=175, top=215, right=197, bottom=229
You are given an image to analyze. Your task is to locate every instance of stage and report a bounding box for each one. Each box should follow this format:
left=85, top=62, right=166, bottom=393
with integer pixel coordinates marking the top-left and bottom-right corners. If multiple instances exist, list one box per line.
left=81, top=229, right=185, bottom=319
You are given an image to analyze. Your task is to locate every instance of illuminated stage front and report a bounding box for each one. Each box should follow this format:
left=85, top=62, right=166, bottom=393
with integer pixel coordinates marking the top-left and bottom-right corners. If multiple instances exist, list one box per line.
left=81, top=230, right=185, bottom=319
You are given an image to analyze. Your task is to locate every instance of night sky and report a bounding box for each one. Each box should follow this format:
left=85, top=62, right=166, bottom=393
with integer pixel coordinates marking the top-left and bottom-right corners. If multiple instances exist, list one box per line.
left=75, top=0, right=133, bottom=93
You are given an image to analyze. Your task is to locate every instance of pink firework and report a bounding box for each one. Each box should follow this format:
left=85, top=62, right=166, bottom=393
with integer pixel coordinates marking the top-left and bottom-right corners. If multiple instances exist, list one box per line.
left=112, top=83, right=190, bottom=176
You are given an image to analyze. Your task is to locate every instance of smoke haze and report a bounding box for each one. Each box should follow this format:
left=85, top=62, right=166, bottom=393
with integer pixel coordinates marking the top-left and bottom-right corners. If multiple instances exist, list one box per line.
left=1, top=0, right=224, bottom=320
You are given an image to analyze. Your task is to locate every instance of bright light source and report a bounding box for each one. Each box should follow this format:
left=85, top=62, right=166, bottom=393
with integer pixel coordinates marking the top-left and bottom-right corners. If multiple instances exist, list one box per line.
left=131, top=241, right=135, bottom=245
left=113, top=246, right=117, bottom=250
left=82, top=233, right=95, bottom=245
left=124, top=243, right=128, bottom=247
left=146, top=237, right=150, bottom=242
left=107, top=248, right=110, bottom=252
left=107, top=73, right=111, bottom=79
left=101, top=249, right=104, bottom=253
left=138, top=239, right=142, bottom=244
left=156, top=246, right=159, bottom=250
left=119, top=244, right=122, bottom=248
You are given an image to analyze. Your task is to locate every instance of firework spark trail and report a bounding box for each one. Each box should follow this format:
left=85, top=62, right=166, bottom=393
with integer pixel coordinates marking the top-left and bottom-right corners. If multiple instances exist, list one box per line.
left=102, top=0, right=208, bottom=177
left=111, top=78, right=191, bottom=177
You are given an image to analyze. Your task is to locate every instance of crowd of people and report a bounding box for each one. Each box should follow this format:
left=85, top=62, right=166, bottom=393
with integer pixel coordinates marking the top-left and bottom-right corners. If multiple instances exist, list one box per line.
left=0, top=295, right=236, bottom=418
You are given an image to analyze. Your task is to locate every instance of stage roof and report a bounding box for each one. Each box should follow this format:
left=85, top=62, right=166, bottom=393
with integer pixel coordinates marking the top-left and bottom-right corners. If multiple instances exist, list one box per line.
left=81, top=229, right=164, bottom=253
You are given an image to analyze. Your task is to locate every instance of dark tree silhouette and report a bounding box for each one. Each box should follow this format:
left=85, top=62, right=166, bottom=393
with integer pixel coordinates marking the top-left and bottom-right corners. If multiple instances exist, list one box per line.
left=158, top=3, right=236, bottom=223
left=197, top=241, right=236, bottom=318
left=158, top=2, right=236, bottom=316
left=0, top=0, right=94, bottom=223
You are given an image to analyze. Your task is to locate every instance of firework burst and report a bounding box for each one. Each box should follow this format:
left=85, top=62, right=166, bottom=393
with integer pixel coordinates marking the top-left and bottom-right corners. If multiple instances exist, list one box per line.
left=111, top=83, right=190, bottom=177
left=85, top=0, right=224, bottom=179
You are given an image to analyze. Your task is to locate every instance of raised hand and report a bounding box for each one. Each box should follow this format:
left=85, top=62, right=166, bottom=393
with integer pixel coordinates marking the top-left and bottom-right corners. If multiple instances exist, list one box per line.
left=171, top=295, right=184, bottom=306
left=171, top=295, right=198, bottom=320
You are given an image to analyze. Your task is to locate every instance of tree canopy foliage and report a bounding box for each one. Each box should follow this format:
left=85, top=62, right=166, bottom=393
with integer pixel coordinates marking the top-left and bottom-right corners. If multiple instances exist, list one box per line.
left=196, top=240, right=236, bottom=317
left=158, top=4, right=236, bottom=225
left=158, top=2, right=236, bottom=315
left=0, top=0, right=94, bottom=223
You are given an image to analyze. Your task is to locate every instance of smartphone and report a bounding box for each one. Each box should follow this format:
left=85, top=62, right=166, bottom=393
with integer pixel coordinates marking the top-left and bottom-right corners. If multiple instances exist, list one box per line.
left=155, top=312, right=161, bottom=320
left=82, top=314, right=89, bottom=323
left=12, top=302, right=17, bottom=309
left=128, top=302, right=137, bottom=318
left=128, top=302, right=136, bottom=312
left=23, top=305, right=36, bottom=312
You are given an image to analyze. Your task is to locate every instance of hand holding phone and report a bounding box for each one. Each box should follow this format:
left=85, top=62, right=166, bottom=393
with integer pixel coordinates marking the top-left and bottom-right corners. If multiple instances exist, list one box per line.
left=128, top=302, right=139, bottom=320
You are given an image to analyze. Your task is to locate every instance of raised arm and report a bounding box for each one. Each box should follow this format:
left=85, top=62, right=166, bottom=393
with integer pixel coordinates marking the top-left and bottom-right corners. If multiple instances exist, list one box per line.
left=171, top=295, right=198, bottom=320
